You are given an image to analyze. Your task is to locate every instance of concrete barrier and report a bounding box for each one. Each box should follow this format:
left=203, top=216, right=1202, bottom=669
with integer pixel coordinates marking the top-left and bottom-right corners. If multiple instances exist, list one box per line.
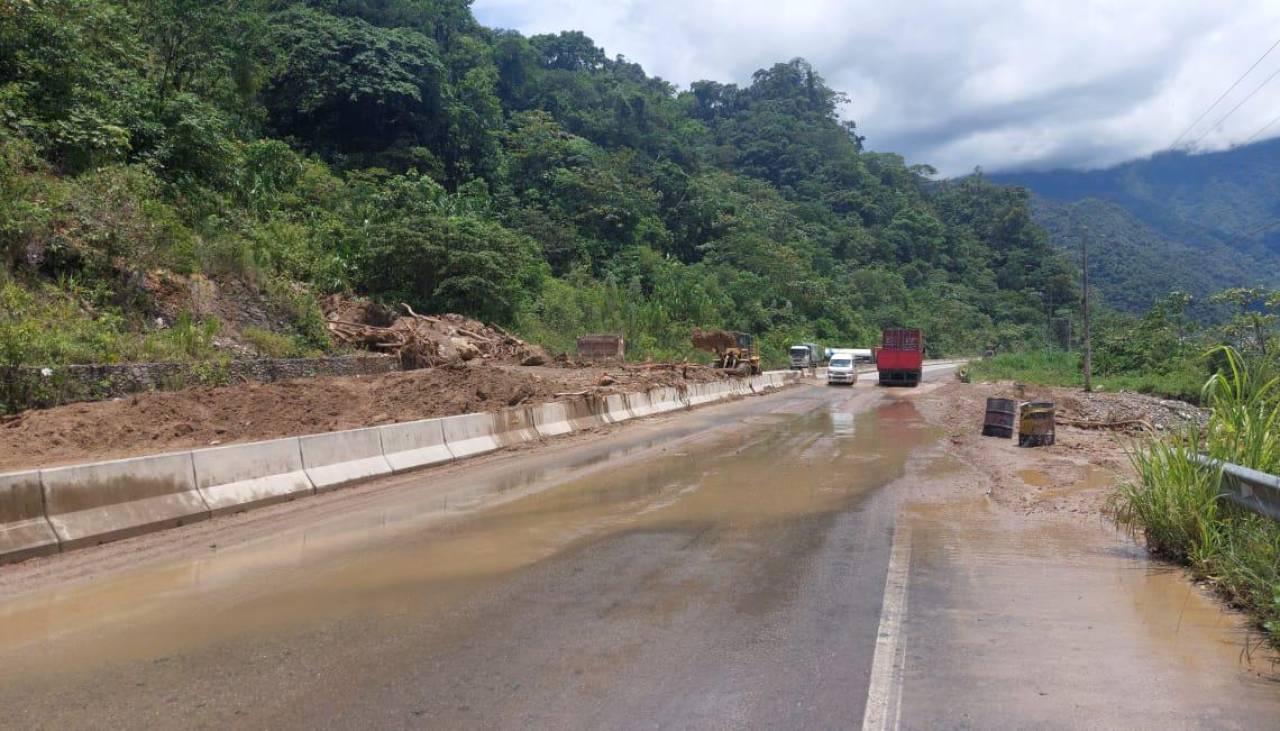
left=567, top=396, right=607, bottom=430
left=299, top=427, right=393, bottom=492
left=647, top=388, right=670, bottom=413
left=440, top=412, right=500, bottom=458
left=603, top=393, right=634, bottom=423
left=626, top=390, right=657, bottom=418
left=493, top=406, right=540, bottom=447
left=380, top=418, right=455, bottom=473
left=689, top=383, right=715, bottom=406
left=0, top=470, right=60, bottom=563
left=704, top=382, right=721, bottom=403
left=650, top=386, right=685, bottom=413
left=533, top=402, right=574, bottom=438
left=192, top=438, right=314, bottom=516
left=41, top=451, right=209, bottom=549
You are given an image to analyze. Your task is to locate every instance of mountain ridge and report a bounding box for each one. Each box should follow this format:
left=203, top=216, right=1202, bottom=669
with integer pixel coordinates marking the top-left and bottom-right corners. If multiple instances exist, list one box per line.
left=992, top=138, right=1280, bottom=311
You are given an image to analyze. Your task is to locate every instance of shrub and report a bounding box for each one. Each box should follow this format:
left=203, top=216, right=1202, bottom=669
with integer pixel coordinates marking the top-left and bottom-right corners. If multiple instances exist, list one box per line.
left=241, top=326, right=319, bottom=359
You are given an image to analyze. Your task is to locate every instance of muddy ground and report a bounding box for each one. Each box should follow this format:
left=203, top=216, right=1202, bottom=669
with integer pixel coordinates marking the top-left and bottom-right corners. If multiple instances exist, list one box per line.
left=0, top=363, right=736, bottom=471
left=916, top=379, right=1205, bottom=518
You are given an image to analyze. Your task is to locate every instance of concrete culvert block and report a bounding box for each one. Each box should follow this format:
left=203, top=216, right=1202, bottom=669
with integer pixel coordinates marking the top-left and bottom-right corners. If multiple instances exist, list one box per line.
left=41, top=452, right=209, bottom=550
left=299, top=427, right=393, bottom=492
left=380, top=419, right=455, bottom=473
left=440, top=412, right=499, bottom=458
left=192, top=437, right=314, bottom=516
left=0, top=470, right=60, bottom=564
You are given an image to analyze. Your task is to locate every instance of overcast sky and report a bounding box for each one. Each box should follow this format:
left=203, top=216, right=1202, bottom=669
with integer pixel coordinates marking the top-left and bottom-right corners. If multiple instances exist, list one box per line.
left=473, top=0, right=1280, bottom=176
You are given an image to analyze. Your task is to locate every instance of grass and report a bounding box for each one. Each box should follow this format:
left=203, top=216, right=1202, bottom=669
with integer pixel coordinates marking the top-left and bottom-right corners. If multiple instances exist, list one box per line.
left=241, top=326, right=322, bottom=359
left=1111, top=347, right=1280, bottom=646
left=967, top=349, right=1205, bottom=403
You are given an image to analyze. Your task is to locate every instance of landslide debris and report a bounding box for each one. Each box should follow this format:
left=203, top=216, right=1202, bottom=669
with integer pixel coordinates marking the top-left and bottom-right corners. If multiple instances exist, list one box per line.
left=322, top=297, right=548, bottom=369
left=0, top=361, right=738, bottom=472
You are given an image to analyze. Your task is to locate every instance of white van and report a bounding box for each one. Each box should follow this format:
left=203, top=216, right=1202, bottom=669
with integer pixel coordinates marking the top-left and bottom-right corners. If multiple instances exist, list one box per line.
left=827, top=353, right=858, bottom=385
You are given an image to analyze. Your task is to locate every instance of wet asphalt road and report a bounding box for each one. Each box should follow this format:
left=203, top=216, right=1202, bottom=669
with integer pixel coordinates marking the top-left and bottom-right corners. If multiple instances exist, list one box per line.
left=0, top=370, right=932, bottom=729
left=1, top=363, right=1277, bottom=729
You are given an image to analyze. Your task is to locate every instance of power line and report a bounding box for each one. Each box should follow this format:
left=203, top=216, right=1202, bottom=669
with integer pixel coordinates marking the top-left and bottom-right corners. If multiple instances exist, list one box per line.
left=1243, top=109, right=1280, bottom=144
left=1169, top=36, right=1280, bottom=150
left=1189, top=62, right=1280, bottom=148
left=1244, top=216, right=1280, bottom=237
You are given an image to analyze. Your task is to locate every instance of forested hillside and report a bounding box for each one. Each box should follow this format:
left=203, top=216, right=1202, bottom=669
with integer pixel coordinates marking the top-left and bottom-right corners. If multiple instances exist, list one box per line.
left=1, top=0, right=1072, bottom=367
left=997, top=140, right=1280, bottom=314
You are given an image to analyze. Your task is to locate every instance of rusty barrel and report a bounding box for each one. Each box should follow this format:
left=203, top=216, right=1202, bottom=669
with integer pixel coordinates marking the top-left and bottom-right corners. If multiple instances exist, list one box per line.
left=982, top=397, right=1017, bottom=438
left=1018, top=401, right=1056, bottom=447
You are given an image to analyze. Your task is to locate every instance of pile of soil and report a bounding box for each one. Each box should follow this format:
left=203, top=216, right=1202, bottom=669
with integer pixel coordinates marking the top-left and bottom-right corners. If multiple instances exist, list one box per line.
left=323, top=297, right=547, bottom=369
left=0, top=363, right=740, bottom=471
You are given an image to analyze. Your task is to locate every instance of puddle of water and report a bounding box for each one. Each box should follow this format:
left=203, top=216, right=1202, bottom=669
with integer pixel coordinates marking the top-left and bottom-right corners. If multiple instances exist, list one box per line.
left=1015, top=464, right=1117, bottom=504
left=0, top=395, right=939, bottom=677
left=905, top=490, right=1273, bottom=699
left=1016, top=468, right=1053, bottom=488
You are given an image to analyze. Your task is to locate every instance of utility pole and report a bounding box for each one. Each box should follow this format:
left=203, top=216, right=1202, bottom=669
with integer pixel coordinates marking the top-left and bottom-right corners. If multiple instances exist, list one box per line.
left=1081, top=228, right=1092, bottom=392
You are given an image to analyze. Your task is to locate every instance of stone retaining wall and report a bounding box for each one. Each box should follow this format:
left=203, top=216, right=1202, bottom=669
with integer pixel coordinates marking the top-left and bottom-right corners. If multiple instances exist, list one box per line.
left=3, top=356, right=400, bottom=411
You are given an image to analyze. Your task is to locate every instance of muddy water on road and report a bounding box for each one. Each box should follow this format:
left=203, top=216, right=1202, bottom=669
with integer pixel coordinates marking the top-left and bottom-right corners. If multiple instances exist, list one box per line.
left=900, top=459, right=1280, bottom=728
left=0, top=390, right=935, bottom=680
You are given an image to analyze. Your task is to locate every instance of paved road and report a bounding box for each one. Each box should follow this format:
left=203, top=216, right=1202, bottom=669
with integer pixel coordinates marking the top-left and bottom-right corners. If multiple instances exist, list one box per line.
left=0, top=363, right=1275, bottom=729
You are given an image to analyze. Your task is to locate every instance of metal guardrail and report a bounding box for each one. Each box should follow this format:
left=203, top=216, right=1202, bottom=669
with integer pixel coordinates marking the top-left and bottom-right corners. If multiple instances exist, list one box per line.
left=1192, top=454, right=1280, bottom=522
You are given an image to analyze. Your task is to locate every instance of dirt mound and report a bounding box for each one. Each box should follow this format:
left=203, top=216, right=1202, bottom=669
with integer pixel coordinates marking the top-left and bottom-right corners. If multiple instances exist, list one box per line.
left=323, top=297, right=547, bottom=369
left=0, top=363, right=745, bottom=471
left=691, top=328, right=738, bottom=352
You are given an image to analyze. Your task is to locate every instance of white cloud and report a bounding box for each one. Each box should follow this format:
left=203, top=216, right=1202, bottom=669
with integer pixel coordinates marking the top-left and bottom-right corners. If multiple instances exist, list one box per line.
left=474, top=0, right=1280, bottom=175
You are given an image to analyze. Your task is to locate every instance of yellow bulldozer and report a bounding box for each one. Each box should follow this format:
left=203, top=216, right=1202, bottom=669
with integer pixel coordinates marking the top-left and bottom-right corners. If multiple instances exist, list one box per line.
left=692, top=328, right=762, bottom=376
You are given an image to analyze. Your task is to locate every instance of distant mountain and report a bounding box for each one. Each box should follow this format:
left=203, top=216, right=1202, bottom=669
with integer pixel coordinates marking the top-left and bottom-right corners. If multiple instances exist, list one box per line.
left=993, top=139, right=1280, bottom=312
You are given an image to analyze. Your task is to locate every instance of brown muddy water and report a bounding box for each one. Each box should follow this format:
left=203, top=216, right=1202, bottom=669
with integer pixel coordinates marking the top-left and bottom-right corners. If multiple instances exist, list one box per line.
left=0, top=392, right=936, bottom=679
left=900, top=460, right=1280, bottom=727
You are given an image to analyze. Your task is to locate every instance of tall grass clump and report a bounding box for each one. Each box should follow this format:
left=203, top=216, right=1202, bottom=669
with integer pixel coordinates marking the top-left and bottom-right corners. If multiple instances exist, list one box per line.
left=1112, top=435, right=1222, bottom=561
left=1201, top=347, right=1280, bottom=472
left=967, top=350, right=1081, bottom=386
left=1112, top=346, right=1280, bottom=644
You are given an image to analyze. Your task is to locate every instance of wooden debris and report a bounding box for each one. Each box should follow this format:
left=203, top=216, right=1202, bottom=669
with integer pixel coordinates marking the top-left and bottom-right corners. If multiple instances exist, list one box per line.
left=322, top=296, right=547, bottom=370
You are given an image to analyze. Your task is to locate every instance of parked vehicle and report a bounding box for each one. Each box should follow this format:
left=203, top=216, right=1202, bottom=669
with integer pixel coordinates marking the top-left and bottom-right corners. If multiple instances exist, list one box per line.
left=826, top=353, right=858, bottom=386
left=876, top=328, right=923, bottom=387
left=692, top=328, right=761, bottom=375
left=789, top=343, right=821, bottom=371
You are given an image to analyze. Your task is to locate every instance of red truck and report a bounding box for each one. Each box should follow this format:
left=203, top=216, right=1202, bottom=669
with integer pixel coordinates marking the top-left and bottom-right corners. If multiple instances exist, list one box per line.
left=875, top=328, right=923, bottom=387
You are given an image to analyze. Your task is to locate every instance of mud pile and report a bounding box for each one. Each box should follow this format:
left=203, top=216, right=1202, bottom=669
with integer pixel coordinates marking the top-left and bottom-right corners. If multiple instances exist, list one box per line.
left=0, top=362, right=740, bottom=471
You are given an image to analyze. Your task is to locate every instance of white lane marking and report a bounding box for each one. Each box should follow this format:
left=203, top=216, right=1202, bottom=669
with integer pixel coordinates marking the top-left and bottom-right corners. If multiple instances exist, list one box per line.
left=862, top=521, right=912, bottom=731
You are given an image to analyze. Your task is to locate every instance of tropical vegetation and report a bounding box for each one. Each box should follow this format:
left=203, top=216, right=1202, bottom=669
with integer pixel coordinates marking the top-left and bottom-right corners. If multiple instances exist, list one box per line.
left=1, top=0, right=1074, bottom=388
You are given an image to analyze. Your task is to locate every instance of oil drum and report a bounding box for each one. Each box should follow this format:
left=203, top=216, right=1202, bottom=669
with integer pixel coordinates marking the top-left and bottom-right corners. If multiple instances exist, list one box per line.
left=982, top=397, right=1017, bottom=438
left=1018, top=401, right=1056, bottom=447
